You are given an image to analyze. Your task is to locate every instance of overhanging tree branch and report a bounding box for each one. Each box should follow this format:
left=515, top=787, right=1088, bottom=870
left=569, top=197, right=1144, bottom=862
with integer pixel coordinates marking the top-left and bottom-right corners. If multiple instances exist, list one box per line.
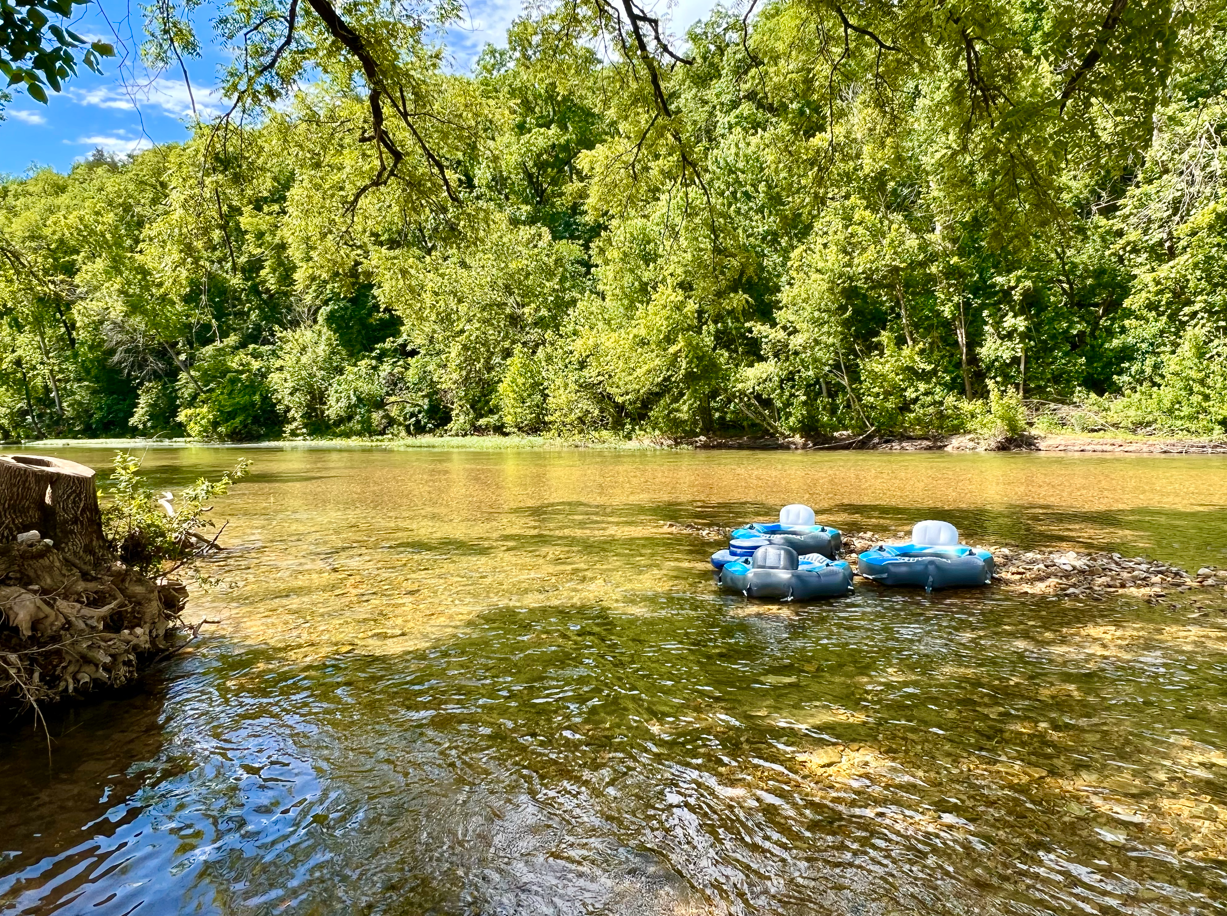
left=1060, top=0, right=1130, bottom=112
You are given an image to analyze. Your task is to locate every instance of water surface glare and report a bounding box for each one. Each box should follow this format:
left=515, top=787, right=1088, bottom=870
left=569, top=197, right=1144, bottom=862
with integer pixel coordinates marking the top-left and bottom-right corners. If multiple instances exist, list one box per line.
left=2, top=447, right=1227, bottom=915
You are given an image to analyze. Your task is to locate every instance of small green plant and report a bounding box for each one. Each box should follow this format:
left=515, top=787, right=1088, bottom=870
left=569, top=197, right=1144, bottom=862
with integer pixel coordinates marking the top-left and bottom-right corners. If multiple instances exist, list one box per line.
left=971, top=385, right=1029, bottom=446
left=102, top=451, right=251, bottom=574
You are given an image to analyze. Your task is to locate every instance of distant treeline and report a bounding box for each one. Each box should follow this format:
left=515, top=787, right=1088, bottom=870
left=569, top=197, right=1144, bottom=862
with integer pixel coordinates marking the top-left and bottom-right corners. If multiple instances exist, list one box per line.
left=2, top=1, right=1227, bottom=441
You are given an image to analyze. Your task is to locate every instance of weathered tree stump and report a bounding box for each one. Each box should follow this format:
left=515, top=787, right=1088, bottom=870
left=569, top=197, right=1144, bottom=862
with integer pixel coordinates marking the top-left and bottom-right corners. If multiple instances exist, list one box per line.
left=0, top=455, right=114, bottom=572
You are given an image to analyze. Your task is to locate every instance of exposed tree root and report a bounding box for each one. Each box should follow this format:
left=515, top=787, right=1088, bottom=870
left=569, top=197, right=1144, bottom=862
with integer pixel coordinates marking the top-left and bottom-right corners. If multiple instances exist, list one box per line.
left=0, top=541, right=188, bottom=717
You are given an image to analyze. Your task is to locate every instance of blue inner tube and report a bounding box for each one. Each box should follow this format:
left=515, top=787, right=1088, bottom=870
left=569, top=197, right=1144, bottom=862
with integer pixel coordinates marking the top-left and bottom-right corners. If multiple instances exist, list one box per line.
left=857, top=544, right=994, bottom=590
left=718, top=545, right=853, bottom=601
left=730, top=523, right=842, bottom=559
left=728, top=537, right=770, bottom=557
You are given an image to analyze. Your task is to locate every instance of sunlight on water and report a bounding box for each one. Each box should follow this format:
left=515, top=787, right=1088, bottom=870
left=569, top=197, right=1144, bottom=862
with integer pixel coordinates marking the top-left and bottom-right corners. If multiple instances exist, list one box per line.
left=1, top=447, right=1225, bottom=915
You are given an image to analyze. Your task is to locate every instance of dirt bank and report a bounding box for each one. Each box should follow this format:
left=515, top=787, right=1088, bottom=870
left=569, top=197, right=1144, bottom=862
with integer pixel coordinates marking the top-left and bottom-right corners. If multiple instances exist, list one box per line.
left=673, top=433, right=1227, bottom=453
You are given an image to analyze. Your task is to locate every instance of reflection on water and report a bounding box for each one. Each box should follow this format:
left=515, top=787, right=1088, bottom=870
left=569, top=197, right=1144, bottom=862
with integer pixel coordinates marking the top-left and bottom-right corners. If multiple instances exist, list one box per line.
left=2, top=447, right=1226, bottom=914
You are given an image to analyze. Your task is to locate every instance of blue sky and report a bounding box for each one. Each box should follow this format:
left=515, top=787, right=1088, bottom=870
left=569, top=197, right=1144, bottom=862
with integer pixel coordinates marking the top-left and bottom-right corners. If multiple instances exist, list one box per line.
left=1, top=0, right=723, bottom=176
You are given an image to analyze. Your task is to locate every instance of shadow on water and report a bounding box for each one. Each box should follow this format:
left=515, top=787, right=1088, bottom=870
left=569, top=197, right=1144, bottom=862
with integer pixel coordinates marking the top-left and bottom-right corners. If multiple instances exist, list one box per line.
left=0, top=675, right=171, bottom=911
left=504, top=498, right=1227, bottom=566
left=2, top=593, right=1226, bottom=916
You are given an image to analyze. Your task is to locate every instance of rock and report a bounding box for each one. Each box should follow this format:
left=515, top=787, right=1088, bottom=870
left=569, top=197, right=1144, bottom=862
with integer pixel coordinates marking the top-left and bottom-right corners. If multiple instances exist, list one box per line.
left=798, top=746, right=844, bottom=768
left=1198, top=567, right=1214, bottom=576
left=15, top=530, right=40, bottom=545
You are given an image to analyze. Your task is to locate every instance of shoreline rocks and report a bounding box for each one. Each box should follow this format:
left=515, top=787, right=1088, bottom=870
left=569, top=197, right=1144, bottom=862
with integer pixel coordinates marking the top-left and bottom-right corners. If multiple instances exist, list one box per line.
left=667, top=522, right=1225, bottom=606
left=660, top=433, right=1227, bottom=453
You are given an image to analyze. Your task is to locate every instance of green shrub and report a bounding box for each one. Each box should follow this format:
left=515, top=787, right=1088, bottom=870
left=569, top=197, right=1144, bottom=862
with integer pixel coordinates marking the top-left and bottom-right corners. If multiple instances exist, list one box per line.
left=176, top=338, right=278, bottom=441
left=102, top=451, right=251, bottom=574
left=498, top=350, right=548, bottom=433
left=384, top=356, right=449, bottom=434
left=268, top=323, right=348, bottom=435
left=326, top=361, right=388, bottom=436
left=970, top=384, right=1029, bottom=444
left=859, top=335, right=971, bottom=437
left=130, top=379, right=180, bottom=435
left=1100, top=328, right=1227, bottom=435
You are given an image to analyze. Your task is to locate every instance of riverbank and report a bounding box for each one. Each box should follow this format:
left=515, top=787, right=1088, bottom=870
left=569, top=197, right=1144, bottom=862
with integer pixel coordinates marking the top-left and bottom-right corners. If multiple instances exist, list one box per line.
left=669, top=432, right=1227, bottom=454
left=12, top=432, right=1227, bottom=453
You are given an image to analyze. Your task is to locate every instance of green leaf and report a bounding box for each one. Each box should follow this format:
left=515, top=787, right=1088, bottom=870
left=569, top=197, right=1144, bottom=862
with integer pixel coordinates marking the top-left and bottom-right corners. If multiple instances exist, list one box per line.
left=91, top=41, right=116, bottom=57
left=27, top=7, right=48, bottom=29
left=27, top=82, right=48, bottom=104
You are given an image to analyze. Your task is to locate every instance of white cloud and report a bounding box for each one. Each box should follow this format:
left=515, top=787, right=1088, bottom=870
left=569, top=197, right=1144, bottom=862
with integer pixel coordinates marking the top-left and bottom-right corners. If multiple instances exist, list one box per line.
left=444, top=0, right=724, bottom=70
left=443, top=0, right=524, bottom=68
left=70, top=130, right=156, bottom=157
left=8, top=110, right=47, bottom=125
left=71, top=77, right=227, bottom=120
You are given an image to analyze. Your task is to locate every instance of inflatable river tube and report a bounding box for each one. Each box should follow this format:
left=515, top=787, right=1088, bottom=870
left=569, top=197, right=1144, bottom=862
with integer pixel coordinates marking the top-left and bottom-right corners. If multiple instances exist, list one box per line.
left=717, top=545, right=853, bottom=601
left=730, top=524, right=842, bottom=559
left=729, top=504, right=842, bottom=559
left=856, top=521, right=994, bottom=591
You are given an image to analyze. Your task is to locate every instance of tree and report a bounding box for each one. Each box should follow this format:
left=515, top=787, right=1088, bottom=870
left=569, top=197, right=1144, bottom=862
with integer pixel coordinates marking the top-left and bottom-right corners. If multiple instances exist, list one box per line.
left=0, top=0, right=113, bottom=105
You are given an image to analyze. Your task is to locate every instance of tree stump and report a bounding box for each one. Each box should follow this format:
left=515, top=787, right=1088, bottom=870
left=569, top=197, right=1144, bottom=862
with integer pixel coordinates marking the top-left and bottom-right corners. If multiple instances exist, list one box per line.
left=0, top=455, right=114, bottom=572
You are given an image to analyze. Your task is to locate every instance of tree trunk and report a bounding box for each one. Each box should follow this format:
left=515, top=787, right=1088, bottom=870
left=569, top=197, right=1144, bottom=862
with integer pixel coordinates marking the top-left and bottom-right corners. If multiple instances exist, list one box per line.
left=35, top=323, right=65, bottom=417
left=14, top=357, right=46, bottom=439
left=0, top=455, right=114, bottom=572
left=955, top=298, right=973, bottom=399
left=896, top=274, right=914, bottom=347
left=160, top=335, right=206, bottom=395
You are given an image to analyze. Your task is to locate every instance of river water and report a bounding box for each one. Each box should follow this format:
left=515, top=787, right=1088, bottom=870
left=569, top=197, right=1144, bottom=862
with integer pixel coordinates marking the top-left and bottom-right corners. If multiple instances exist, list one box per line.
left=2, top=447, right=1226, bottom=915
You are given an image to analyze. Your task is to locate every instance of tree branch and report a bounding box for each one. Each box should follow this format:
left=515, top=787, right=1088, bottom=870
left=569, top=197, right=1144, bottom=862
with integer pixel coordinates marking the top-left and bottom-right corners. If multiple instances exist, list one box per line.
left=1060, top=0, right=1130, bottom=112
left=829, top=1, right=901, bottom=53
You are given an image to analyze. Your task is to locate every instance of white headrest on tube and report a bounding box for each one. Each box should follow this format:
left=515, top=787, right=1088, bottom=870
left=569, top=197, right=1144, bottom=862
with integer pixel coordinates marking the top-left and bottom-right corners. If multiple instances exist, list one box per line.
left=912, top=520, right=959, bottom=546
left=779, top=504, right=816, bottom=527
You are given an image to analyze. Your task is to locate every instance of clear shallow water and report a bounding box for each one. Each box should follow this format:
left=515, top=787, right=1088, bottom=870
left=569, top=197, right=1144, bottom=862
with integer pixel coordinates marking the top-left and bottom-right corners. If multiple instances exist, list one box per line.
left=1, top=447, right=1226, bottom=915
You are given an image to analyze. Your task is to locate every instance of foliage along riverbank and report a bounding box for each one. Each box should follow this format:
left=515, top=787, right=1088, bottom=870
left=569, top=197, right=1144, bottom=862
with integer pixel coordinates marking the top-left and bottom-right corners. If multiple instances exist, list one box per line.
left=4, top=3, right=1227, bottom=446
left=9, top=431, right=1227, bottom=454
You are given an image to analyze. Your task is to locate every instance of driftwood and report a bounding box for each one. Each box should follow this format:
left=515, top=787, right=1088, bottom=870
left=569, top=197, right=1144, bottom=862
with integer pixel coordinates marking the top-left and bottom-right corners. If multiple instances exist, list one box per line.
left=0, top=455, right=114, bottom=573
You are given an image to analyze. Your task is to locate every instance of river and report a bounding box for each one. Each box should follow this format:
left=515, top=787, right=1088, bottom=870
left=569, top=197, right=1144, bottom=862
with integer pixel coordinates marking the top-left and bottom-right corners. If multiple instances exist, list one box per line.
left=2, top=446, right=1226, bottom=915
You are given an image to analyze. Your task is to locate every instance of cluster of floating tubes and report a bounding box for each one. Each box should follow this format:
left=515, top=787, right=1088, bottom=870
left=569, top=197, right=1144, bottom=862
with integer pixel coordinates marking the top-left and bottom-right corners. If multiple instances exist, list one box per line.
left=709, top=506, right=995, bottom=602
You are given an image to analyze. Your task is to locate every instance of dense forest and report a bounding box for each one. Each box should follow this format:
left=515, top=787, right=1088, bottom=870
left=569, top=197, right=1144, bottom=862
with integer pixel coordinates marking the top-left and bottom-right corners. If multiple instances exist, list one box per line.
left=2, top=0, right=1227, bottom=442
